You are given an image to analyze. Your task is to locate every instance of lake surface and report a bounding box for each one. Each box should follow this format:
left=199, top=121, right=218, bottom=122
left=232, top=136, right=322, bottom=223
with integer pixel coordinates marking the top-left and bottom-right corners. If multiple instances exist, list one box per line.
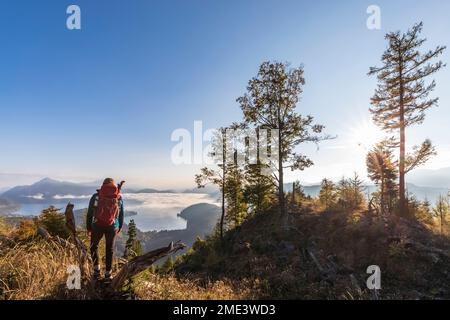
left=7, top=193, right=218, bottom=232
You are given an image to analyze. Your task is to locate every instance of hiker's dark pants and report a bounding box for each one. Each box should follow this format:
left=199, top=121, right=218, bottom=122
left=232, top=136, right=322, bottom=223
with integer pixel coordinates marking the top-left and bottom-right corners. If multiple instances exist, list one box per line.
left=90, top=225, right=116, bottom=272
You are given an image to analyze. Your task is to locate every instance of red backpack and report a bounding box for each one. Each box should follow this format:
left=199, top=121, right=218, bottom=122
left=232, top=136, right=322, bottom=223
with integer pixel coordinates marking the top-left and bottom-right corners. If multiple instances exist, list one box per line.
left=94, top=183, right=120, bottom=227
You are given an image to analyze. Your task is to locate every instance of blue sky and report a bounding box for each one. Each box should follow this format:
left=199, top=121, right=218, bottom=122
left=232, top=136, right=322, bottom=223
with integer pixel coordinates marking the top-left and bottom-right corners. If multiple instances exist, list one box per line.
left=0, top=0, right=449, bottom=188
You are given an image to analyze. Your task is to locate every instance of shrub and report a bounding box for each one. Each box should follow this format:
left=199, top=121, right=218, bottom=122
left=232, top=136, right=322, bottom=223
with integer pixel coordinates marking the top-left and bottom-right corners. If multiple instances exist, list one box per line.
left=37, top=206, right=71, bottom=239
left=13, top=220, right=37, bottom=241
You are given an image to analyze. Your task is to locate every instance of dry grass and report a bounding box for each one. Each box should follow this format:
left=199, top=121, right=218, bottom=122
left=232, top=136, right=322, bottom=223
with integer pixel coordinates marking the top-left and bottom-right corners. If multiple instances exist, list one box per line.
left=133, top=273, right=255, bottom=300
left=0, top=239, right=81, bottom=300
left=0, top=218, right=10, bottom=237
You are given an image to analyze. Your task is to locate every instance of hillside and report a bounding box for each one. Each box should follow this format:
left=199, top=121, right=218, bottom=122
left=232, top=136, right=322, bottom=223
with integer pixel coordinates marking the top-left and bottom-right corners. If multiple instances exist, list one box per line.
left=142, top=203, right=220, bottom=253
left=1, top=203, right=450, bottom=300
left=174, top=208, right=450, bottom=299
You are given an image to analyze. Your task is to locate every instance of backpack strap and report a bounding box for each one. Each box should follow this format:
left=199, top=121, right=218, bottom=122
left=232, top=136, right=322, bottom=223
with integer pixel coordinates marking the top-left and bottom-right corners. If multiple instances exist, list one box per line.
left=93, top=194, right=99, bottom=208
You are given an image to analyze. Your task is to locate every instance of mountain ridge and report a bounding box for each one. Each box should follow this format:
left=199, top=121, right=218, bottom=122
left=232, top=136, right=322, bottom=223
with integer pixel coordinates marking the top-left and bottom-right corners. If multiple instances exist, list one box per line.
left=1, top=175, right=448, bottom=206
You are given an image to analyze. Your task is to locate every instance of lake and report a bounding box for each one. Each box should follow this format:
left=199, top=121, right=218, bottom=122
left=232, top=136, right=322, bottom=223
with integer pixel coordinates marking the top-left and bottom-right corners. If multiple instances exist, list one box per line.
left=7, top=193, right=219, bottom=232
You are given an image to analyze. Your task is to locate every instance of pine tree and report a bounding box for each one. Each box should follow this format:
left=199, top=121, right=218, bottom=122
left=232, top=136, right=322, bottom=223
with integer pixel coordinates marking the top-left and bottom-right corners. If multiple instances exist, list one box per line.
left=433, top=195, right=449, bottom=235
left=319, top=179, right=337, bottom=210
left=38, top=206, right=71, bottom=239
left=244, top=161, right=276, bottom=215
left=336, top=175, right=365, bottom=211
left=224, top=157, right=248, bottom=228
left=290, top=180, right=307, bottom=207
left=416, top=198, right=433, bottom=225
left=243, top=128, right=276, bottom=215
left=196, top=127, right=228, bottom=239
left=368, top=22, right=445, bottom=217
left=160, top=256, right=174, bottom=273
left=237, top=61, right=328, bottom=216
left=366, top=140, right=398, bottom=215
left=348, top=173, right=366, bottom=210
left=123, top=219, right=142, bottom=260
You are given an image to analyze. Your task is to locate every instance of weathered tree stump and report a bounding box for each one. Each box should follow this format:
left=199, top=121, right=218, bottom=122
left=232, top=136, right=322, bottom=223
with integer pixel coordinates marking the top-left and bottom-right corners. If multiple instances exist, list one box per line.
left=64, top=203, right=91, bottom=280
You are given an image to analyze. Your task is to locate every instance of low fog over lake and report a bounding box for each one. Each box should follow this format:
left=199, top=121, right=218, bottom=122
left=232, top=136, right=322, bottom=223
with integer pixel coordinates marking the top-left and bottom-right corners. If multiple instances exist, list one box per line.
left=7, top=193, right=218, bottom=232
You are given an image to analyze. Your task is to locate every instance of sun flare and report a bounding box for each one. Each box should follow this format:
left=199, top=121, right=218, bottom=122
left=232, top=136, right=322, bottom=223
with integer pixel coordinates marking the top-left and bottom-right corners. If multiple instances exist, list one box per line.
left=347, top=119, right=386, bottom=150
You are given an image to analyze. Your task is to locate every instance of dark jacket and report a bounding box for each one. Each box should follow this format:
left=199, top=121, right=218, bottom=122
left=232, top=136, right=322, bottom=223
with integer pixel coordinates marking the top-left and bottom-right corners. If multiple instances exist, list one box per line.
left=86, top=193, right=124, bottom=231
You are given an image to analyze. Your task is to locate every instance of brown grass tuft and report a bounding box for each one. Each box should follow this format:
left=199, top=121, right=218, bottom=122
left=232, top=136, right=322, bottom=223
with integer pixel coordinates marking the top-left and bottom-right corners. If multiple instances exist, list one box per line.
left=133, top=273, right=255, bottom=300
left=0, top=240, right=80, bottom=299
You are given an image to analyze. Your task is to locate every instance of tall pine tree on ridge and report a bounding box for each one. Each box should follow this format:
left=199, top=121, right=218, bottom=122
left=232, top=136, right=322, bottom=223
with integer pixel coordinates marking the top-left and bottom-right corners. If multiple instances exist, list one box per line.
left=368, top=22, right=446, bottom=217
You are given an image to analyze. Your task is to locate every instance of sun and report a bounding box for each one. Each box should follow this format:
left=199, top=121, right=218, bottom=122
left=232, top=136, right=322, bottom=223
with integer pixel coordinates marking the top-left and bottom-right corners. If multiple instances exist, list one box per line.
left=347, top=119, right=385, bottom=150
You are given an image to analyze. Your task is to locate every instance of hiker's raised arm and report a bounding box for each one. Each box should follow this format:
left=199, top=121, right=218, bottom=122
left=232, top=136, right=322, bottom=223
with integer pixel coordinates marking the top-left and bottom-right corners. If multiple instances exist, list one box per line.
left=118, top=196, right=124, bottom=232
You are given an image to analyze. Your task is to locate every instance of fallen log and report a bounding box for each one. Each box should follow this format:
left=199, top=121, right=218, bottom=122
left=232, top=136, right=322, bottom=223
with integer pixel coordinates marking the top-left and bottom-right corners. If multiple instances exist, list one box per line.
left=111, top=241, right=186, bottom=291
left=37, top=226, right=51, bottom=239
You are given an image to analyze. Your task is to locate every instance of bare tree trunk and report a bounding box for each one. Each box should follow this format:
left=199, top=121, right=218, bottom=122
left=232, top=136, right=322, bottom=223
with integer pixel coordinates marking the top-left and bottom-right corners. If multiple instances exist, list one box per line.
left=220, top=189, right=225, bottom=239
left=220, top=138, right=226, bottom=239
left=64, top=203, right=90, bottom=280
left=220, top=160, right=225, bottom=239
left=278, top=125, right=285, bottom=216
left=380, top=176, right=385, bottom=216
left=292, top=182, right=296, bottom=205
left=399, top=63, right=407, bottom=217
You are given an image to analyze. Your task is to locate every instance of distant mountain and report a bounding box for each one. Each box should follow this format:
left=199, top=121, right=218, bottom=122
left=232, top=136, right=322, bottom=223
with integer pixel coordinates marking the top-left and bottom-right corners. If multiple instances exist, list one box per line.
left=0, top=173, right=45, bottom=191
left=284, top=182, right=448, bottom=203
left=130, top=188, right=175, bottom=194
left=0, top=178, right=193, bottom=205
left=0, top=178, right=95, bottom=204
left=408, top=167, right=450, bottom=188
left=182, top=185, right=220, bottom=197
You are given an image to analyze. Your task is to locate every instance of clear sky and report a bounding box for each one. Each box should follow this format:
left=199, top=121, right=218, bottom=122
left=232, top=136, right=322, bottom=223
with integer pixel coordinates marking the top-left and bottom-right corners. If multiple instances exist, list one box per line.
left=0, top=0, right=449, bottom=188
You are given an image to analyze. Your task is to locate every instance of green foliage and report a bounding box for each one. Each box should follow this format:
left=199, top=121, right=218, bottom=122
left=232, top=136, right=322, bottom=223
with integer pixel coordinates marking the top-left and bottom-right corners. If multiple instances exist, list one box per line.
left=192, top=235, right=207, bottom=251
left=433, top=195, right=449, bottom=235
left=237, top=61, right=328, bottom=214
left=123, top=219, right=143, bottom=260
left=409, top=196, right=433, bottom=225
left=366, top=140, right=398, bottom=214
left=318, top=179, right=337, bottom=210
left=159, top=257, right=174, bottom=273
left=244, top=161, right=276, bottom=215
left=195, top=127, right=228, bottom=238
left=288, top=181, right=309, bottom=208
left=224, top=163, right=247, bottom=229
left=336, top=174, right=366, bottom=212
left=37, top=206, right=71, bottom=239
